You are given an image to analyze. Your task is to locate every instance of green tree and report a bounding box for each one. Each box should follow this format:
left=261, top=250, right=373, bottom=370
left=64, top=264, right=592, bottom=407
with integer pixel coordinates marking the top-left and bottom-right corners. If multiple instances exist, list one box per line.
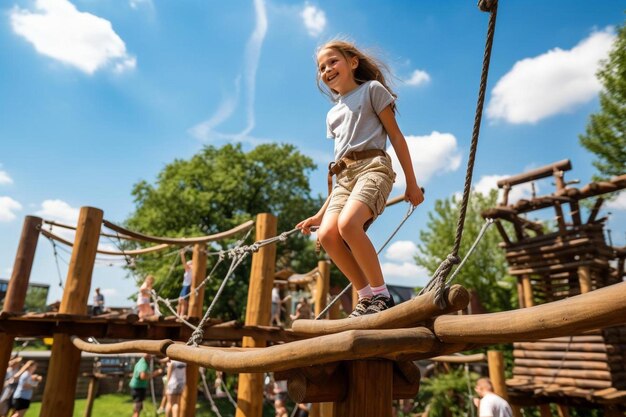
left=124, top=143, right=322, bottom=320
left=579, top=23, right=626, bottom=179
left=415, top=190, right=516, bottom=312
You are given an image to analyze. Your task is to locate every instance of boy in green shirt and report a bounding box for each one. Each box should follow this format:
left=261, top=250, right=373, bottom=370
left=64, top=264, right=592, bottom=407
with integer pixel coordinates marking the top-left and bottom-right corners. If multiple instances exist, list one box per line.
left=130, top=354, right=163, bottom=417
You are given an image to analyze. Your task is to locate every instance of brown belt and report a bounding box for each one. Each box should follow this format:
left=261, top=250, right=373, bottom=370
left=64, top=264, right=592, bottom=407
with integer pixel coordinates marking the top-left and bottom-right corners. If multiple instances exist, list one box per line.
left=327, top=149, right=386, bottom=195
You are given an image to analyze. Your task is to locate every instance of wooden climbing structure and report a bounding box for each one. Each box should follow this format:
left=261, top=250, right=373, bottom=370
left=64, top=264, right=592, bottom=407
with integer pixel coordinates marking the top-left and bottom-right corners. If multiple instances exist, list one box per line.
left=482, top=159, right=626, bottom=415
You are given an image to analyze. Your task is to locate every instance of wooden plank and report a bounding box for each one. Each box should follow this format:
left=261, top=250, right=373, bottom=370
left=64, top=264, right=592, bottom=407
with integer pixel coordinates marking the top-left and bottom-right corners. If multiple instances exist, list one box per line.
left=514, top=358, right=610, bottom=371
left=513, top=366, right=612, bottom=381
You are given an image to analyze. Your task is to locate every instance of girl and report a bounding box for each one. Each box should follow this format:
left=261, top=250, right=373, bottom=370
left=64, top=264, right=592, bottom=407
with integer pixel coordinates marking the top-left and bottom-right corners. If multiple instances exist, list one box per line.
left=297, top=39, right=424, bottom=317
left=10, top=361, right=42, bottom=417
left=137, top=275, right=155, bottom=319
left=164, top=359, right=186, bottom=417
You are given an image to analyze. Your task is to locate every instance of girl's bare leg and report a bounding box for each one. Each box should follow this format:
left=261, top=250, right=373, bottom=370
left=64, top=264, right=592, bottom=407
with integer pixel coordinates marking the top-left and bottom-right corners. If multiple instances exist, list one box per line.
left=317, top=211, right=369, bottom=290
left=337, top=200, right=385, bottom=288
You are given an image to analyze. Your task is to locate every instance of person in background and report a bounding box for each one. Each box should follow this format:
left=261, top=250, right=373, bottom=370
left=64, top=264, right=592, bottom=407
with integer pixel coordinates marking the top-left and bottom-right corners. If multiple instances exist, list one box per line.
left=290, top=297, right=311, bottom=321
left=137, top=275, right=155, bottom=319
left=165, top=359, right=187, bottom=417
left=129, top=353, right=163, bottom=417
left=473, top=377, right=513, bottom=417
left=273, top=378, right=289, bottom=417
left=10, top=361, right=42, bottom=417
left=178, top=250, right=193, bottom=319
left=0, top=357, right=23, bottom=417
left=92, top=287, right=105, bottom=315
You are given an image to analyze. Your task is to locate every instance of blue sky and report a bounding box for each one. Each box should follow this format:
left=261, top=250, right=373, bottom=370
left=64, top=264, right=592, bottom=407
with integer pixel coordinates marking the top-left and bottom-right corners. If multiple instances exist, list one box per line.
left=0, top=0, right=624, bottom=307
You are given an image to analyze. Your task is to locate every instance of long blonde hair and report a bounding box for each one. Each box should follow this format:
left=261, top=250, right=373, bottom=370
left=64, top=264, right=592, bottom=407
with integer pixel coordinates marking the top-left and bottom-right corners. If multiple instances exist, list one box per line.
left=316, top=39, right=397, bottom=112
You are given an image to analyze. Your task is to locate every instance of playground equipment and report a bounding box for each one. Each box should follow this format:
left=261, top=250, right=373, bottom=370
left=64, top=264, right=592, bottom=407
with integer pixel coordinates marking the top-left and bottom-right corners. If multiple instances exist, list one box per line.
left=482, top=160, right=626, bottom=415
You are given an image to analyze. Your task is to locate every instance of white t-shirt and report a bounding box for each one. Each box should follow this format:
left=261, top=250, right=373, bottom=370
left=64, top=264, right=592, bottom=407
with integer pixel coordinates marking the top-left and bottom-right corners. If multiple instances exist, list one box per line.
left=167, top=360, right=187, bottom=389
left=479, top=393, right=513, bottom=417
left=182, top=269, right=192, bottom=286
left=326, top=80, right=394, bottom=161
left=272, top=287, right=281, bottom=304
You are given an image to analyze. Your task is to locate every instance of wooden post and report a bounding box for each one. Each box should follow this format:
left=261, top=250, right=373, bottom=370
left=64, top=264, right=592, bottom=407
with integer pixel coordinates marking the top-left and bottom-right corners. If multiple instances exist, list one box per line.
left=577, top=266, right=592, bottom=294
left=310, top=262, right=334, bottom=417
left=539, top=404, right=552, bottom=417
left=487, top=350, right=522, bottom=417
left=556, top=405, right=570, bottom=417
left=83, top=376, right=99, bottom=417
left=235, top=214, right=277, bottom=417
left=40, top=207, right=102, bottom=417
left=180, top=243, right=207, bottom=417
left=315, top=260, right=331, bottom=318
left=521, top=275, right=534, bottom=307
left=0, top=216, right=42, bottom=384
left=333, top=360, right=393, bottom=416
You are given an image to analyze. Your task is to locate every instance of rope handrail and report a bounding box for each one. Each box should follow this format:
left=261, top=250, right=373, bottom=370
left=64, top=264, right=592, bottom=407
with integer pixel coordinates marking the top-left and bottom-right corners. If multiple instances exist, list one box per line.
left=40, top=228, right=171, bottom=256
left=42, top=219, right=136, bottom=241
left=102, top=219, right=254, bottom=245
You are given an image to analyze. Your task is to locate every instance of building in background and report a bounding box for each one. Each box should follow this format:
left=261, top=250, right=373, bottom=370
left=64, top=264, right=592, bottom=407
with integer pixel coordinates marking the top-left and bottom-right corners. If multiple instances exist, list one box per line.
left=0, top=278, right=50, bottom=312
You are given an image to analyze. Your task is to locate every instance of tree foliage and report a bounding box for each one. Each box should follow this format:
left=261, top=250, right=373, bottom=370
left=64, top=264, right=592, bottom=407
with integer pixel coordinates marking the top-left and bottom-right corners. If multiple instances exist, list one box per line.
left=579, top=22, right=626, bottom=179
left=123, top=143, right=322, bottom=320
left=415, top=190, right=516, bottom=312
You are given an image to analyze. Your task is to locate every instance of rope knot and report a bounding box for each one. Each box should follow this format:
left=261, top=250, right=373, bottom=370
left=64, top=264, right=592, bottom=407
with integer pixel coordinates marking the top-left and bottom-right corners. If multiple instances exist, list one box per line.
left=478, top=0, right=497, bottom=12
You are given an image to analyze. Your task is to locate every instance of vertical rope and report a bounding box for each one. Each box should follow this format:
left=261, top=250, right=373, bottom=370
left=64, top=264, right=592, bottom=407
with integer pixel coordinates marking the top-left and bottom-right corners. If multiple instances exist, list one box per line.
left=419, top=0, right=499, bottom=308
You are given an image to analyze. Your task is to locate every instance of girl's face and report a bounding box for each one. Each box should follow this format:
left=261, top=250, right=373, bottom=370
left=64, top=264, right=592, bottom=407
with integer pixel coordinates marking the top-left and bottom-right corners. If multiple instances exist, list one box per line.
left=317, top=47, right=359, bottom=96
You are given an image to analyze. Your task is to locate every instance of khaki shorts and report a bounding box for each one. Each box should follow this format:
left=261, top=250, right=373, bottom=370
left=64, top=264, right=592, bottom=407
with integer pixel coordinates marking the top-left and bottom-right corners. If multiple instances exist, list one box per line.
left=327, top=153, right=396, bottom=220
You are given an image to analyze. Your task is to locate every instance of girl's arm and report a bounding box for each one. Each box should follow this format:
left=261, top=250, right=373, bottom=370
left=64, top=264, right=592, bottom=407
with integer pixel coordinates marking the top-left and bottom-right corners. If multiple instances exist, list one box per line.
left=180, top=250, right=191, bottom=271
left=378, top=106, right=424, bottom=207
left=296, top=195, right=331, bottom=234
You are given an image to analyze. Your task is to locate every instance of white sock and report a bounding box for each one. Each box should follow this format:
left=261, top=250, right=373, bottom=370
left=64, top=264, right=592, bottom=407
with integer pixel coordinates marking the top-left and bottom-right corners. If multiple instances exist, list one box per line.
left=356, top=285, right=373, bottom=299
left=371, top=284, right=390, bottom=298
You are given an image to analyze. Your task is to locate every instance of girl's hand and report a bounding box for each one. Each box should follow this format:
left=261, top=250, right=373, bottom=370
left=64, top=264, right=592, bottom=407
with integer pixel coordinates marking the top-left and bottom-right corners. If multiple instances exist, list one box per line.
left=296, top=215, right=322, bottom=235
left=405, top=183, right=425, bottom=207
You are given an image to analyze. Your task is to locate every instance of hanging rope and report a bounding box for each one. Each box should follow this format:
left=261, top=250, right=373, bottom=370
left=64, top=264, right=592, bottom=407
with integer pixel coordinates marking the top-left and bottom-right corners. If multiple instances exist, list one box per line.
left=199, top=368, right=225, bottom=417
left=418, top=0, right=499, bottom=308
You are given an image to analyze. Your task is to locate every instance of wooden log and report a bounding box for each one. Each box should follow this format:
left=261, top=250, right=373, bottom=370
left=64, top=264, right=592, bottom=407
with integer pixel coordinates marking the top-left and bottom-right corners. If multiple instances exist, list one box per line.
left=488, top=349, right=521, bottom=417
left=287, top=365, right=347, bottom=402
left=333, top=360, right=393, bottom=416
left=509, top=258, right=609, bottom=276
left=41, top=207, right=102, bottom=417
left=496, top=160, right=571, bottom=189
left=180, top=243, right=207, bottom=417
left=494, top=220, right=512, bottom=245
left=432, top=281, right=626, bottom=344
left=514, top=366, right=612, bottom=381
left=0, top=216, right=41, bottom=384
left=577, top=266, right=592, bottom=294
left=291, top=284, right=469, bottom=336
left=83, top=376, right=98, bottom=417
left=514, top=358, right=610, bottom=371
left=314, top=260, right=331, bottom=319
left=521, top=276, right=534, bottom=307
left=531, top=376, right=611, bottom=389
left=553, top=201, right=566, bottom=234
left=513, top=349, right=613, bottom=362
left=431, top=353, right=487, bottom=363
left=163, top=327, right=436, bottom=373
left=514, top=341, right=614, bottom=353
left=236, top=213, right=277, bottom=417
left=556, top=404, right=570, bottom=417
left=587, top=197, right=604, bottom=224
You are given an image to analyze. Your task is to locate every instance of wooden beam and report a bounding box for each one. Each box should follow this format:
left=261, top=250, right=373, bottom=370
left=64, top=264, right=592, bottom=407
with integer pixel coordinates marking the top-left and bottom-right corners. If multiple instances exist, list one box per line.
left=236, top=213, right=277, bottom=417
left=180, top=243, right=207, bottom=417
left=333, top=360, right=393, bottom=416
left=0, top=215, right=41, bottom=384
left=41, top=207, right=102, bottom=417
left=315, top=260, right=331, bottom=319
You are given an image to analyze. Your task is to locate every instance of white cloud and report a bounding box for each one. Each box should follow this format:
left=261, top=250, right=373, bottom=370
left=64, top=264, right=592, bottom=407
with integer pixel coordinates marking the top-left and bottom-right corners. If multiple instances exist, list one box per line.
left=189, top=0, right=267, bottom=143
left=129, top=0, right=153, bottom=10
left=487, top=28, right=615, bottom=124
left=384, top=240, right=418, bottom=263
left=0, top=197, right=22, bottom=222
left=387, top=131, right=461, bottom=190
left=0, top=170, right=13, bottom=185
left=381, top=261, right=430, bottom=287
left=301, top=4, right=326, bottom=37
left=404, top=69, right=430, bottom=87
left=10, top=0, right=136, bottom=75
left=606, top=191, right=626, bottom=210
left=35, top=199, right=80, bottom=224
left=473, top=174, right=536, bottom=204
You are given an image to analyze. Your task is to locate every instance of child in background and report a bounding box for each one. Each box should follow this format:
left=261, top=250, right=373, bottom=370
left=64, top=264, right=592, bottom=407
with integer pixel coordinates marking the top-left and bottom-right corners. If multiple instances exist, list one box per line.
left=297, top=39, right=424, bottom=317
left=137, top=275, right=155, bottom=319
left=178, top=250, right=192, bottom=318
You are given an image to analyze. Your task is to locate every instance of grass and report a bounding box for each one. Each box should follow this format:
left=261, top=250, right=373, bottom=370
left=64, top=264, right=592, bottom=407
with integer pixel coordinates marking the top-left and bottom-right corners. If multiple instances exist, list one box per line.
left=25, top=393, right=276, bottom=417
